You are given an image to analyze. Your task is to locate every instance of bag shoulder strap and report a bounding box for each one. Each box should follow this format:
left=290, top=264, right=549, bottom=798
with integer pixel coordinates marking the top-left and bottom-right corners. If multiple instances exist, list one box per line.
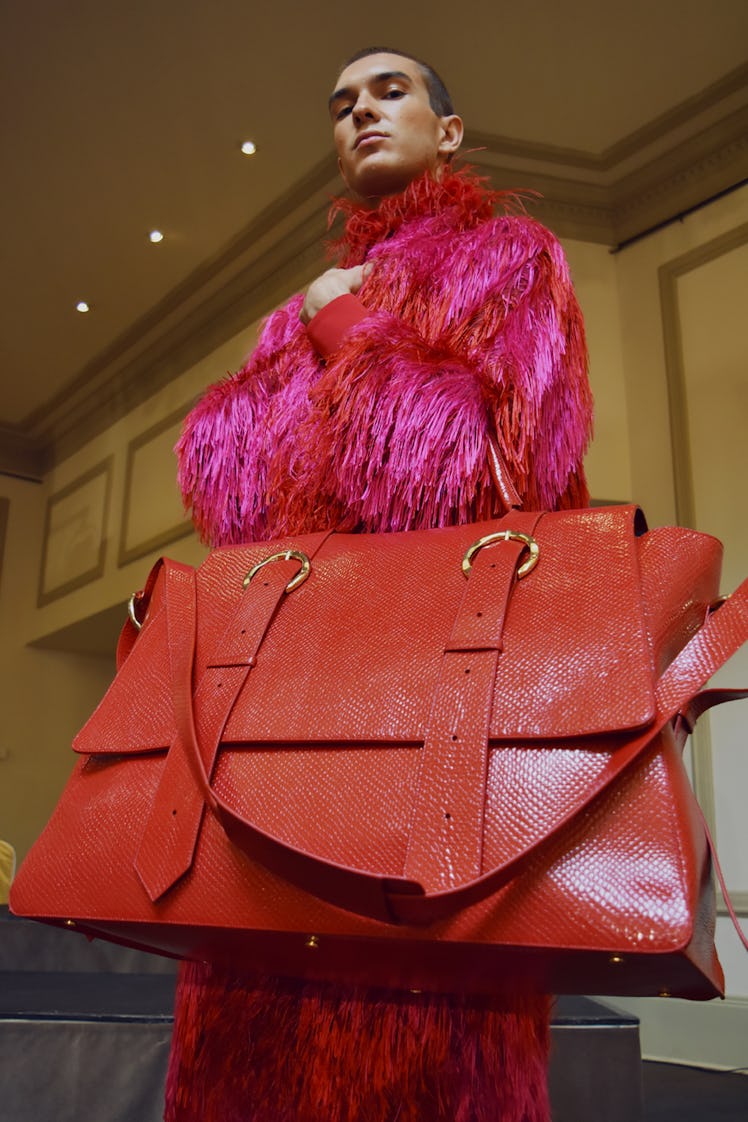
left=486, top=431, right=522, bottom=510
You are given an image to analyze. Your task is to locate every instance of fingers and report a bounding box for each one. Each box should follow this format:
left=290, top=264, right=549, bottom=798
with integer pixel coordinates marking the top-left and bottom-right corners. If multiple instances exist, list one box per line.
left=300, top=266, right=369, bottom=324
left=347, top=265, right=365, bottom=294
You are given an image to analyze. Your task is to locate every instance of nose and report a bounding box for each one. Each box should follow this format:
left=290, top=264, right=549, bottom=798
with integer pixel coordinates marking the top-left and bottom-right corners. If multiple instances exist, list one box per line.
left=352, top=90, right=379, bottom=126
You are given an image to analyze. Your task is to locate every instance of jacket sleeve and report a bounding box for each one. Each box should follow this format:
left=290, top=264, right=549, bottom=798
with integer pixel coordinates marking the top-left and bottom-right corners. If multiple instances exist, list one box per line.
left=175, top=295, right=308, bottom=547
left=288, top=216, right=592, bottom=532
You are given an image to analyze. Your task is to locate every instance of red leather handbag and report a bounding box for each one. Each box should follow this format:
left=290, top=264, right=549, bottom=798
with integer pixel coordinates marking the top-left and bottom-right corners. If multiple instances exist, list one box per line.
left=10, top=506, right=748, bottom=999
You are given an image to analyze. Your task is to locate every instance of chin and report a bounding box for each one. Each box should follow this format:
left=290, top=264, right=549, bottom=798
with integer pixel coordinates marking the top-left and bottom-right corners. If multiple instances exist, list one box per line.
left=343, top=151, right=437, bottom=200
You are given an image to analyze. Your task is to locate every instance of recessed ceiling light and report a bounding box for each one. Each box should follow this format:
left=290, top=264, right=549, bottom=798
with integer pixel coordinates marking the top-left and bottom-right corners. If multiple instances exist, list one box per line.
left=149, top=230, right=164, bottom=243
left=76, top=301, right=90, bottom=313
left=240, top=140, right=257, bottom=156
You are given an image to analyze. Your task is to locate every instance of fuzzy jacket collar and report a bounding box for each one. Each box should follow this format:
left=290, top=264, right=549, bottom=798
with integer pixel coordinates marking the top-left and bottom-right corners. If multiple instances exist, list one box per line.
left=329, top=167, right=520, bottom=267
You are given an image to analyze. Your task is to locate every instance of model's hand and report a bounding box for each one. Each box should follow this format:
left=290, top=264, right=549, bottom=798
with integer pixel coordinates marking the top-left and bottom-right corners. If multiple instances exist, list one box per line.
left=300, top=266, right=366, bottom=324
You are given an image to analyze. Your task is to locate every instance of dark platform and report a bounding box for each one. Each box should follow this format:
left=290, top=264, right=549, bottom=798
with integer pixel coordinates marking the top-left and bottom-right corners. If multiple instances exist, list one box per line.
left=642, top=1062, right=747, bottom=1121
left=0, top=970, right=177, bottom=1022
left=0, top=907, right=649, bottom=1121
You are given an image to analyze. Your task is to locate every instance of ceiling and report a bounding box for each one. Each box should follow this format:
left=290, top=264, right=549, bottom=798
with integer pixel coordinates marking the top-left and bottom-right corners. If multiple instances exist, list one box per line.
left=2, top=0, right=747, bottom=479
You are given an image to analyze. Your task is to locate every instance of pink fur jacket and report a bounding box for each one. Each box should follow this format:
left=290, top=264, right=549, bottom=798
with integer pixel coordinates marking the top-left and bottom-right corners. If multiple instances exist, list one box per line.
left=177, top=169, right=593, bottom=548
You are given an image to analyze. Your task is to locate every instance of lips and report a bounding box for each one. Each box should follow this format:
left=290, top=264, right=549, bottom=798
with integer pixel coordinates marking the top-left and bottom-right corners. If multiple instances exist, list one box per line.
left=354, top=131, right=388, bottom=149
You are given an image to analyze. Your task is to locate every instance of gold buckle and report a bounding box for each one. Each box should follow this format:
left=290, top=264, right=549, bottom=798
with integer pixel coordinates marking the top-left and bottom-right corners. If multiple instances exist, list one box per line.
left=243, top=549, right=311, bottom=593
left=128, top=593, right=144, bottom=631
left=462, top=531, right=539, bottom=579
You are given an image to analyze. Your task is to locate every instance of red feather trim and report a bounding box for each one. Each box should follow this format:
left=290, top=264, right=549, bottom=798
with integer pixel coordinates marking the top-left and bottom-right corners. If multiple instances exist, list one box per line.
left=165, top=962, right=552, bottom=1122
left=329, top=166, right=530, bottom=267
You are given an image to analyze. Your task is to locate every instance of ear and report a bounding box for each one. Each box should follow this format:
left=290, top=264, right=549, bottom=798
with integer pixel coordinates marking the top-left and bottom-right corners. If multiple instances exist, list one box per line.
left=437, top=114, right=464, bottom=160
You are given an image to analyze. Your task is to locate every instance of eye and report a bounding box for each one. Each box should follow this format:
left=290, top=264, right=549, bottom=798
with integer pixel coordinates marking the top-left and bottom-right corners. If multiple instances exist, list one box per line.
left=335, top=105, right=352, bottom=121
left=384, top=88, right=405, bottom=100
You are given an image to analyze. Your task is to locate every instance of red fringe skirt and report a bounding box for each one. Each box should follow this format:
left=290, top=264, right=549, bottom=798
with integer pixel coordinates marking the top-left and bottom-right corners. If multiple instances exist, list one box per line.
left=164, top=961, right=552, bottom=1122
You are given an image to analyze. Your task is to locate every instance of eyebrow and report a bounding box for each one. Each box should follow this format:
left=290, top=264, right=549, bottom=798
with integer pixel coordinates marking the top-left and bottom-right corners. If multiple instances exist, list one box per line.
left=328, top=70, right=413, bottom=113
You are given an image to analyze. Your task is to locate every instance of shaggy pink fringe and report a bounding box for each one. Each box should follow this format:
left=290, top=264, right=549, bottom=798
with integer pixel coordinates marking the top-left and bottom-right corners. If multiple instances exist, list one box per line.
left=165, top=962, right=552, bottom=1122
left=176, top=169, right=592, bottom=548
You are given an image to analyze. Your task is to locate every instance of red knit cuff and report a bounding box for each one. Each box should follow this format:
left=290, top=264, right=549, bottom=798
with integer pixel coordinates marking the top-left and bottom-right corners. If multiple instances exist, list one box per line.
left=306, top=294, right=369, bottom=358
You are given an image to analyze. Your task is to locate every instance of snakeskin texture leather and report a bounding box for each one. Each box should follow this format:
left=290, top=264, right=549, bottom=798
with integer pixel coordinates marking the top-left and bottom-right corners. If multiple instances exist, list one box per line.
left=11, top=506, right=748, bottom=1000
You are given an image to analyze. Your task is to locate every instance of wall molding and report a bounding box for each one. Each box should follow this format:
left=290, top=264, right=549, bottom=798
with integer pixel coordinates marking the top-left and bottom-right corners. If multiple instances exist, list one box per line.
left=464, top=63, right=748, bottom=177
left=659, top=222, right=748, bottom=918
left=0, top=426, right=47, bottom=482
left=0, top=497, right=9, bottom=593
left=659, top=222, right=748, bottom=528
left=465, top=104, right=748, bottom=245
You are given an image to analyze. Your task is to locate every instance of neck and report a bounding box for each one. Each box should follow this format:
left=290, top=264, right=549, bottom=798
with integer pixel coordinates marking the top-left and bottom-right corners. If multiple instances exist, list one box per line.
left=347, top=160, right=450, bottom=208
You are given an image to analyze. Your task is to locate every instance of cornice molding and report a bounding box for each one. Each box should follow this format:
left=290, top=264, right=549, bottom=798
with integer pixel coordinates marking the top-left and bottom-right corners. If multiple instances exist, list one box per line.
left=465, top=62, right=748, bottom=177
left=464, top=105, right=748, bottom=244
left=0, top=425, right=45, bottom=482
left=19, top=153, right=340, bottom=467
left=3, top=67, right=746, bottom=477
left=603, top=62, right=748, bottom=169
left=610, top=106, right=748, bottom=242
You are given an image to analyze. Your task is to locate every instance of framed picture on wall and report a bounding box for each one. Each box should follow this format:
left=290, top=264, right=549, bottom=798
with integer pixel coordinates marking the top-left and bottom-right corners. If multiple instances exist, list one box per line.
left=118, top=407, right=195, bottom=567
left=37, top=458, right=113, bottom=606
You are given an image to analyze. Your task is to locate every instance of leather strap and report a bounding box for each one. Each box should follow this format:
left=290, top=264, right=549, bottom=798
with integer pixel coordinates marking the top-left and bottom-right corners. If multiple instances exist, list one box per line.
left=486, top=430, right=522, bottom=510
left=134, top=561, right=200, bottom=900
left=404, top=512, right=543, bottom=891
left=160, top=535, right=748, bottom=924
left=696, top=803, right=748, bottom=952
left=134, top=534, right=331, bottom=902
left=674, top=687, right=748, bottom=735
left=393, top=586, right=748, bottom=923
left=671, top=684, right=748, bottom=953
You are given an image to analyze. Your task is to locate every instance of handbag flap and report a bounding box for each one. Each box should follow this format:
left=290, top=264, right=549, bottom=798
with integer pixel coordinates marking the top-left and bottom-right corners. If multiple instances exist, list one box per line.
left=74, top=506, right=662, bottom=756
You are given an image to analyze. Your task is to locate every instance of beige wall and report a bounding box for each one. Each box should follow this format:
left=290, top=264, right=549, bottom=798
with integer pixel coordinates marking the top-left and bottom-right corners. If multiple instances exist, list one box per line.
left=602, top=184, right=748, bottom=1058
left=564, top=238, right=632, bottom=504
left=0, top=475, right=114, bottom=859
left=1, top=187, right=746, bottom=1060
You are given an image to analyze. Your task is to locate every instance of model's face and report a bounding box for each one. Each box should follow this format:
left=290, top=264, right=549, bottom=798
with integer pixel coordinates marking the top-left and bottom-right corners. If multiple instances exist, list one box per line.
left=329, top=53, right=462, bottom=201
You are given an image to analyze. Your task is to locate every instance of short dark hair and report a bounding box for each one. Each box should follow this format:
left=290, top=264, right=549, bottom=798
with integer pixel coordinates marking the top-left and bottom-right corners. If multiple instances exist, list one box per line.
left=341, top=47, right=454, bottom=116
